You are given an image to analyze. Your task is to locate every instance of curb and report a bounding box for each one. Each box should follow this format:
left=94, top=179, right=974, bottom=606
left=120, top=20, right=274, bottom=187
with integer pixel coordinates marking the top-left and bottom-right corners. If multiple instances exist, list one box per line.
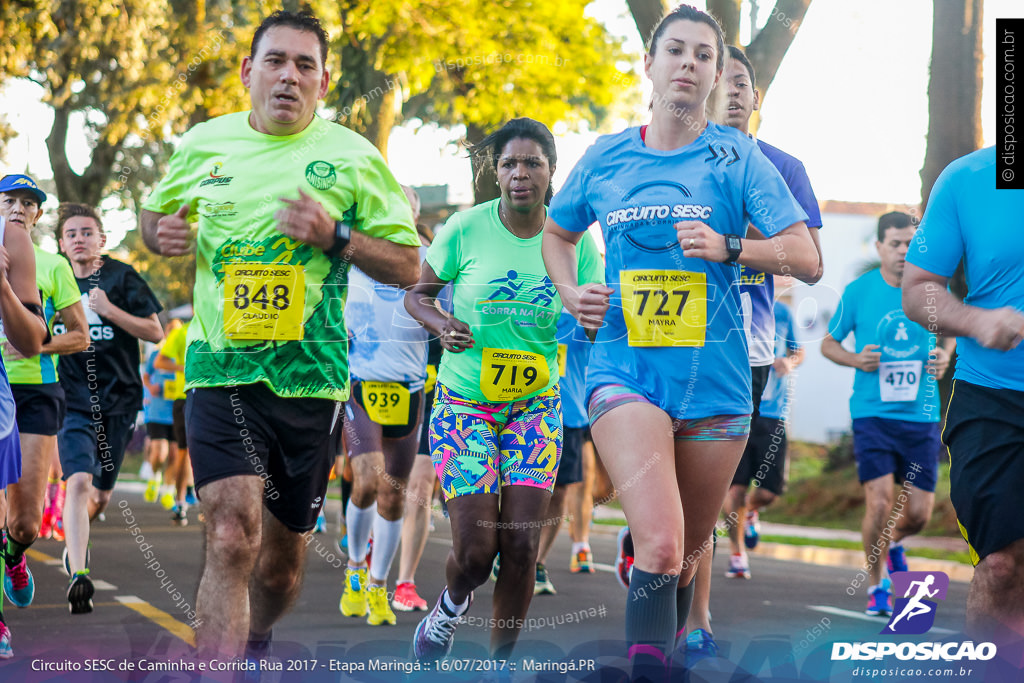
left=590, top=523, right=975, bottom=583
left=753, top=541, right=974, bottom=583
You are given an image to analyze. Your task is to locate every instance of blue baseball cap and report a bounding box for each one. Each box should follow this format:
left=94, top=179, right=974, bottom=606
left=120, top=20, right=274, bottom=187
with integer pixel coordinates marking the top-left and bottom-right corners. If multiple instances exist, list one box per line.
left=0, top=174, right=46, bottom=205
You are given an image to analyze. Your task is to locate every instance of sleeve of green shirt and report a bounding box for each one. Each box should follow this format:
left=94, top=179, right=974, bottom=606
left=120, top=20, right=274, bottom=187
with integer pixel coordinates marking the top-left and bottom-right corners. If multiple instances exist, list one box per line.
left=52, top=256, right=83, bottom=311
left=575, top=230, right=605, bottom=287
left=425, top=214, right=463, bottom=282
left=142, top=130, right=196, bottom=217
left=352, top=150, right=421, bottom=247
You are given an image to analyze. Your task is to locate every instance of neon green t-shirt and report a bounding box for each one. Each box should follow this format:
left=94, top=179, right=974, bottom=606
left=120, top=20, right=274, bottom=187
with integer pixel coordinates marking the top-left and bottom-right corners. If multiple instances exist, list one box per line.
left=143, top=112, right=420, bottom=400
left=2, top=245, right=81, bottom=384
left=427, top=199, right=604, bottom=403
left=160, top=322, right=189, bottom=400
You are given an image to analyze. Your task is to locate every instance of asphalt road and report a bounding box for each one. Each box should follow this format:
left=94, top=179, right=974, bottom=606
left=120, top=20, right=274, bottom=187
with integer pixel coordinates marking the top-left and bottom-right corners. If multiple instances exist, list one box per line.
left=0, top=483, right=1015, bottom=683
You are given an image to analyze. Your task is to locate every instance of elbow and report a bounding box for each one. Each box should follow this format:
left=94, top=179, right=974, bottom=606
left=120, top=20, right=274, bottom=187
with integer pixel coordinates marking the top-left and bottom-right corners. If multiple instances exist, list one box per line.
left=798, top=260, right=824, bottom=285
left=787, top=252, right=820, bottom=282
left=71, top=331, right=90, bottom=354
left=397, top=252, right=421, bottom=290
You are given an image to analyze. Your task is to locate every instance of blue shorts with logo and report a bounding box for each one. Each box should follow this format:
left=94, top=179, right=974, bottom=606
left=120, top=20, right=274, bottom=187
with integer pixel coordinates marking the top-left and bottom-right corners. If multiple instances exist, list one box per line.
left=852, top=417, right=941, bottom=492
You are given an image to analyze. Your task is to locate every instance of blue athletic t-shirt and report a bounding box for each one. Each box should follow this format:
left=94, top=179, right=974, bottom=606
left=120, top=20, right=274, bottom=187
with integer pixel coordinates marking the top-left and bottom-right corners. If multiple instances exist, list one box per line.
left=758, top=301, right=801, bottom=420
left=346, top=247, right=430, bottom=390
left=142, top=349, right=174, bottom=426
left=907, top=147, right=1024, bottom=392
left=556, top=309, right=592, bottom=429
left=549, top=124, right=808, bottom=419
left=741, top=139, right=822, bottom=366
left=830, top=269, right=940, bottom=423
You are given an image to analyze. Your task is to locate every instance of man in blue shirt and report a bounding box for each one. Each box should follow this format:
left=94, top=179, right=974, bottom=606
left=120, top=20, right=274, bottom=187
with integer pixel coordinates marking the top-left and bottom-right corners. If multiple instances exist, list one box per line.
left=823, top=211, right=953, bottom=617
left=903, top=147, right=1024, bottom=645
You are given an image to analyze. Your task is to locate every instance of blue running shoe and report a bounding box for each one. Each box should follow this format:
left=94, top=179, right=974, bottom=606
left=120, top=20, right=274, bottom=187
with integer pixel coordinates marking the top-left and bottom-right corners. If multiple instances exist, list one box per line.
left=865, top=578, right=893, bottom=616
left=685, top=628, right=720, bottom=666
left=3, top=555, right=35, bottom=608
left=887, top=542, right=908, bottom=574
left=744, top=510, right=760, bottom=550
left=314, top=511, right=327, bottom=533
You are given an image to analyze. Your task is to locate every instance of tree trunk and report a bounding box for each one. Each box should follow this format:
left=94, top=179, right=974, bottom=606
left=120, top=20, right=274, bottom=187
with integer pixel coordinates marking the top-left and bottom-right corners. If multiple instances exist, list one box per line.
left=745, top=1, right=813, bottom=96
left=920, top=0, right=983, bottom=208
left=361, top=74, right=398, bottom=161
left=628, top=0, right=813, bottom=135
left=706, top=0, right=741, bottom=44
left=626, top=0, right=668, bottom=49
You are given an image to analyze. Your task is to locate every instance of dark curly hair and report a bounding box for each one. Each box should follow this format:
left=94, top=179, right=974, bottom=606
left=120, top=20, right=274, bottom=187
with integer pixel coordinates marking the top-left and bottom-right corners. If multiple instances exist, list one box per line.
left=470, top=118, right=557, bottom=204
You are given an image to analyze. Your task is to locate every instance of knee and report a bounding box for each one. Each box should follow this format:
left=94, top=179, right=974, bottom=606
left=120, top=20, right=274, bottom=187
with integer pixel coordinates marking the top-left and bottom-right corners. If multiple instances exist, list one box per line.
left=498, top=530, right=540, bottom=566
left=91, top=490, right=112, bottom=512
left=902, top=513, right=929, bottom=536
left=68, top=474, right=91, bottom=496
left=350, top=480, right=378, bottom=508
left=865, top=496, right=893, bottom=524
left=7, top=514, right=40, bottom=543
left=454, top=538, right=499, bottom=580
left=206, top=511, right=261, bottom=566
left=256, top=562, right=302, bottom=596
left=639, top=532, right=684, bottom=574
left=977, top=550, right=1024, bottom=592
left=378, top=482, right=406, bottom=519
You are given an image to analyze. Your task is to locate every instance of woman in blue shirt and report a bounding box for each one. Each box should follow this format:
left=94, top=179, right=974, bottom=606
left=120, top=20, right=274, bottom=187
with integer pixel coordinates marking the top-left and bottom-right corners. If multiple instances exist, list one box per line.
left=542, top=4, right=818, bottom=674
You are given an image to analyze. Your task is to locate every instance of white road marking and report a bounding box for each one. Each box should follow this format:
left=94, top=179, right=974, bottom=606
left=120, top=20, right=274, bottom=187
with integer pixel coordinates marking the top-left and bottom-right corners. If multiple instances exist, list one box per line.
left=808, top=605, right=957, bottom=635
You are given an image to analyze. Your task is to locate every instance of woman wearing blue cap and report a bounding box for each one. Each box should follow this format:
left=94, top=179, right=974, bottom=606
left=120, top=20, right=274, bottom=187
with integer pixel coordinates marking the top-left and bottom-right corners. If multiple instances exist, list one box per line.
left=0, top=172, right=49, bottom=657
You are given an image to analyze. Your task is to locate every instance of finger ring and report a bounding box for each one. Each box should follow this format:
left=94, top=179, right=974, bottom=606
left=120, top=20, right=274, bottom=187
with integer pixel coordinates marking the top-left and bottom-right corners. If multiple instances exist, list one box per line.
left=688, top=238, right=695, bottom=249
left=448, top=331, right=456, bottom=337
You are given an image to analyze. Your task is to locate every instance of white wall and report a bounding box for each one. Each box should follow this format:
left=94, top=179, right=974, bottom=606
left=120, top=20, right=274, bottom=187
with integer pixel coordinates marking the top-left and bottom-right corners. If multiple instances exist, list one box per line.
left=785, top=213, right=881, bottom=443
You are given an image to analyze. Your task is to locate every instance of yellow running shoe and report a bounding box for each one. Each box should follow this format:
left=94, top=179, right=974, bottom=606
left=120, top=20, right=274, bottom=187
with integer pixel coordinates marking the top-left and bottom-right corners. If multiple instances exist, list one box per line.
left=159, top=491, right=176, bottom=510
left=144, top=475, right=162, bottom=503
left=366, top=584, right=396, bottom=626
left=339, top=567, right=367, bottom=617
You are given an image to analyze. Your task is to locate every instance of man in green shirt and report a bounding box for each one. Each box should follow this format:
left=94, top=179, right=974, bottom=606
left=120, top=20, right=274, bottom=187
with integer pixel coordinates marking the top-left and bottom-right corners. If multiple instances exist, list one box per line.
left=141, top=10, right=419, bottom=660
left=0, top=175, right=88, bottom=610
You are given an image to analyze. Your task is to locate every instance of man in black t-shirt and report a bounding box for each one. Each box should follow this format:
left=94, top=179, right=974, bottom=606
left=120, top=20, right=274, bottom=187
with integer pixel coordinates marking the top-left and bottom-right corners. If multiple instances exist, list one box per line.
left=55, top=203, right=163, bottom=614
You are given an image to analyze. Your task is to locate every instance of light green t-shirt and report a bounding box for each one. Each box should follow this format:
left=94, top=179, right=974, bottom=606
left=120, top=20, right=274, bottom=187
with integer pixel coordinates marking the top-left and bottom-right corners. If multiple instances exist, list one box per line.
left=427, top=199, right=604, bottom=403
left=2, top=245, right=81, bottom=384
left=143, top=112, right=420, bottom=400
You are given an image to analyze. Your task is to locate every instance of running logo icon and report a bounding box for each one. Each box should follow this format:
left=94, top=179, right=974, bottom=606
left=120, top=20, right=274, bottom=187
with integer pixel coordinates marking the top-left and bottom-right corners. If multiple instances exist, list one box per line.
left=882, top=571, right=949, bottom=635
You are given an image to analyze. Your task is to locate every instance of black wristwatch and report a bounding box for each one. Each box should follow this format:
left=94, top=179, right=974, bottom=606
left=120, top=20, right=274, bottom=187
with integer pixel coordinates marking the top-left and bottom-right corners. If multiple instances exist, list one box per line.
left=723, top=234, right=743, bottom=264
left=325, top=220, right=352, bottom=258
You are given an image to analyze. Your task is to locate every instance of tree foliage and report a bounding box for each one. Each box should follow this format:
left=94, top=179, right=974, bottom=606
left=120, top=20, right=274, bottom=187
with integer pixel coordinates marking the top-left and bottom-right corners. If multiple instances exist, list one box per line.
left=0, top=0, right=256, bottom=207
left=2, top=0, right=636, bottom=207
left=328, top=0, right=636, bottom=200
